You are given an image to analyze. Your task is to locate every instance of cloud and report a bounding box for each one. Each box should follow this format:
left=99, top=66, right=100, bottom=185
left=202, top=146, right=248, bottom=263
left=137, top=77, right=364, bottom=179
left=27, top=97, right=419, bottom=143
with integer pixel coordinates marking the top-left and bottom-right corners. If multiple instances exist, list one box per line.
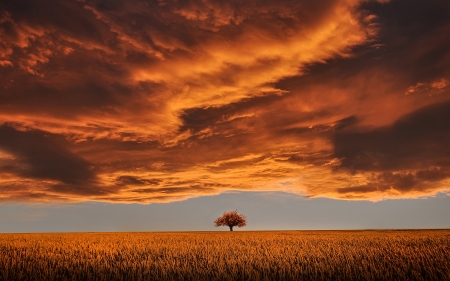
left=327, top=100, right=450, bottom=199
left=405, top=78, right=449, bottom=96
left=0, top=0, right=449, bottom=202
left=0, top=124, right=109, bottom=200
left=0, top=124, right=95, bottom=184
left=115, top=176, right=162, bottom=186
left=333, top=101, right=450, bottom=171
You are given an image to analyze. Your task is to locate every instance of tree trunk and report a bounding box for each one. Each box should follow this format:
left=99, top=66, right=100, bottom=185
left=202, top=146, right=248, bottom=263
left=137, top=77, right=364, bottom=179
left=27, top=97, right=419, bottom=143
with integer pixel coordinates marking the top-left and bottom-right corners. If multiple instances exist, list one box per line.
left=229, top=226, right=233, bottom=231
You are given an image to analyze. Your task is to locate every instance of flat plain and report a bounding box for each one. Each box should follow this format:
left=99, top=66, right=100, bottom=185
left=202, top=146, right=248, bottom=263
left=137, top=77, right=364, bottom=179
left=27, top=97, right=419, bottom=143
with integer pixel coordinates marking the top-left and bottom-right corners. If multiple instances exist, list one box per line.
left=0, top=230, right=449, bottom=280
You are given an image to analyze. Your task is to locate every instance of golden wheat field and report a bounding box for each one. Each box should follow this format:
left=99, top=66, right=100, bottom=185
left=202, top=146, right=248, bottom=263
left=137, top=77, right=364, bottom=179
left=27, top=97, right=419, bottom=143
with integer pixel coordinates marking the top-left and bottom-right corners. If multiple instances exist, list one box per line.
left=0, top=230, right=449, bottom=281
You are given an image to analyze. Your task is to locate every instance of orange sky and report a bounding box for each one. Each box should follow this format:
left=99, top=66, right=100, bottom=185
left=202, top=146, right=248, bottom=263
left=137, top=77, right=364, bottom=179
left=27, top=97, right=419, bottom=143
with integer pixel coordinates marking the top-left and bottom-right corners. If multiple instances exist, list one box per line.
left=0, top=0, right=449, bottom=203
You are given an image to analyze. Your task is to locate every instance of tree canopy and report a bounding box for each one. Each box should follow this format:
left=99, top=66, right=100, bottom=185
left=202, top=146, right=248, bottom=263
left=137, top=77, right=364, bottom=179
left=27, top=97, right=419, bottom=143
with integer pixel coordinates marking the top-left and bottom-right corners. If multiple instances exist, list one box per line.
left=214, top=210, right=247, bottom=231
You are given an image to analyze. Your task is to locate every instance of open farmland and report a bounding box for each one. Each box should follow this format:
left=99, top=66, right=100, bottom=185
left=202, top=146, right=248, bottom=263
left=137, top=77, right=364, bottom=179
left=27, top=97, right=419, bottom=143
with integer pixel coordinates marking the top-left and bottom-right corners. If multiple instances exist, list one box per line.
left=0, top=230, right=449, bottom=281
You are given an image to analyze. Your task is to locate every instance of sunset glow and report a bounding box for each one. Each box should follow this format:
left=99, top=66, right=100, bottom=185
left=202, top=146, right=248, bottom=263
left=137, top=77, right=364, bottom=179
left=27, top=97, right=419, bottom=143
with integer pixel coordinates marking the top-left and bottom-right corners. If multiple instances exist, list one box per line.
left=1, top=0, right=449, bottom=203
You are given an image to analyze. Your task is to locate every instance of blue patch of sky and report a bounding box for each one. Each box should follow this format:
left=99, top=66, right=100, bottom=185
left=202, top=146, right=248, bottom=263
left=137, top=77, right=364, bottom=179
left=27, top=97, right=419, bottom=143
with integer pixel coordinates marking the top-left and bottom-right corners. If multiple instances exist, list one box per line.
left=0, top=191, right=449, bottom=233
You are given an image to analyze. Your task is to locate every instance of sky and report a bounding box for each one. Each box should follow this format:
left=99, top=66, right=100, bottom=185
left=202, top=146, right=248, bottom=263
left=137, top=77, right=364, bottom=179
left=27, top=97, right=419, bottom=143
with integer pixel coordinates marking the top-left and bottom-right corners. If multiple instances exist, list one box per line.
left=0, top=0, right=449, bottom=232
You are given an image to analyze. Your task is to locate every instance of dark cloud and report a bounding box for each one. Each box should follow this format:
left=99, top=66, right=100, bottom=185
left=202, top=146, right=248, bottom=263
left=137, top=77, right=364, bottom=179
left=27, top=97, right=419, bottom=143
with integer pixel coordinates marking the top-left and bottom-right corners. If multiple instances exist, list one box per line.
left=363, top=0, right=450, bottom=81
left=0, top=0, right=113, bottom=44
left=337, top=168, right=450, bottom=195
left=116, top=176, right=162, bottom=186
left=334, top=101, right=450, bottom=171
left=0, top=124, right=95, bottom=185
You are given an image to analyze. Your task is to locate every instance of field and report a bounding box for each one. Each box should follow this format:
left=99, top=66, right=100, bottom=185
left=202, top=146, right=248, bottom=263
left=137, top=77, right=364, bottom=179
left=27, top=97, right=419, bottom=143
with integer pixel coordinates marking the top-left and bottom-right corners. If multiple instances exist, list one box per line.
left=0, top=230, right=449, bottom=280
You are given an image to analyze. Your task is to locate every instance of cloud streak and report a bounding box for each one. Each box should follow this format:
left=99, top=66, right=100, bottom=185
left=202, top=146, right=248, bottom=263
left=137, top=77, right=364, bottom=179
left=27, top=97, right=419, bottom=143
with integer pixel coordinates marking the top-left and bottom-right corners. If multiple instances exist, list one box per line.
left=0, top=0, right=449, bottom=202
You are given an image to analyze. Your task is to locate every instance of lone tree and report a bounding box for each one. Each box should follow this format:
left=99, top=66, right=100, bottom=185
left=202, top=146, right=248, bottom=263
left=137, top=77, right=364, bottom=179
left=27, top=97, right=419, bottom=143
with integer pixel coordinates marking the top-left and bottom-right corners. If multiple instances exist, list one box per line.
left=214, top=210, right=247, bottom=231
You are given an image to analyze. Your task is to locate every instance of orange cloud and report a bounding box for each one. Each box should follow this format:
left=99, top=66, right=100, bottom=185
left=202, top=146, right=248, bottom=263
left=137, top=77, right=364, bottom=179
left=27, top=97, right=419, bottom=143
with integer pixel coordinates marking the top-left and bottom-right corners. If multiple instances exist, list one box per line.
left=0, top=0, right=449, bottom=203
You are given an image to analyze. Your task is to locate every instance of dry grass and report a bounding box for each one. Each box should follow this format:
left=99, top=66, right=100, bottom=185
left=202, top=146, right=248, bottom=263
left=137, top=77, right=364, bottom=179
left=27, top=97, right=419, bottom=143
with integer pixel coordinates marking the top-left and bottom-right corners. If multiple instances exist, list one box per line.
left=0, top=230, right=449, bottom=280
